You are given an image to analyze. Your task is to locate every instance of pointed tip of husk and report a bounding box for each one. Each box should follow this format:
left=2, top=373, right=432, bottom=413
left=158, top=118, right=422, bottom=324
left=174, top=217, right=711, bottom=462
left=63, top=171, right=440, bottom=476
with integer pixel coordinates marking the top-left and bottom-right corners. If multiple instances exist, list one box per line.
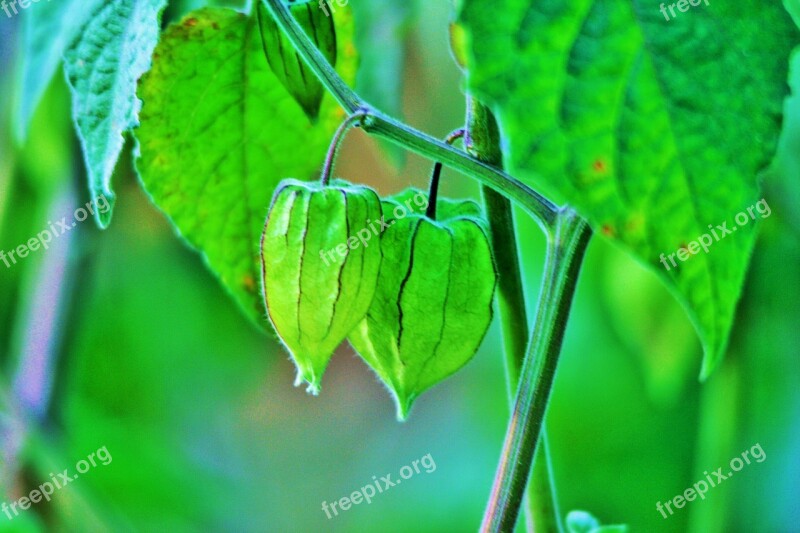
left=394, top=392, right=417, bottom=422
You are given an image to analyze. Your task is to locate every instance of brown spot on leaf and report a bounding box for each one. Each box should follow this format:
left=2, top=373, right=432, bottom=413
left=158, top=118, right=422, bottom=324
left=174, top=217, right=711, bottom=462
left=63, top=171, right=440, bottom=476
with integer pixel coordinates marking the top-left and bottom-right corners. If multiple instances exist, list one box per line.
left=592, top=158, right=608, bottom=173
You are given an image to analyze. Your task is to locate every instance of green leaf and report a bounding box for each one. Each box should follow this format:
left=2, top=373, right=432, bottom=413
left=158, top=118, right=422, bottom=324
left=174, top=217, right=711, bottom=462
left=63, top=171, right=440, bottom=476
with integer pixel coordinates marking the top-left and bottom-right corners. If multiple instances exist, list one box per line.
left=134, top=7, right=357, bottom=327
left=261, top=179, right=383, bottom=393
left=348, top=194, right=496, bottom=419
left=458, top=0, right=799, bottom=377
left=63, top=0, right=168, bottom=228
left=15, top=0, right=101, bottom=143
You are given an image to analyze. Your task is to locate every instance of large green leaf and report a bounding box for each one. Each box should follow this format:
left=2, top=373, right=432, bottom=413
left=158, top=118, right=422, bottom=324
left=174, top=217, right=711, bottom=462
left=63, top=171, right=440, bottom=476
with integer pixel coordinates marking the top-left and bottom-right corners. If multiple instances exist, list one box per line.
left=458, top=0, right=798, bottom=376
left=134, top=7, right=357, bottom=327
left=63, top=0, right=167, bottom=228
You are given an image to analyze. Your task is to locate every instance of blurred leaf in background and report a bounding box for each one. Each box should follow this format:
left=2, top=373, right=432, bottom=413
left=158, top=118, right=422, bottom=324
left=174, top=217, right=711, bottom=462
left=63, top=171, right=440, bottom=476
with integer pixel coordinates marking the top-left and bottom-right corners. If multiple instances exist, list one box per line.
left=14, top=0, right=100, bottom=143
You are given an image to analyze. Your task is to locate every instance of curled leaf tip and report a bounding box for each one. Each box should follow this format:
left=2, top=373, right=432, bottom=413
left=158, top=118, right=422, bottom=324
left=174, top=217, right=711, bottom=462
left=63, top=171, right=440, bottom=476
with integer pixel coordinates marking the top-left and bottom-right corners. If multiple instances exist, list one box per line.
left=93, top=193, right=116, bottom=229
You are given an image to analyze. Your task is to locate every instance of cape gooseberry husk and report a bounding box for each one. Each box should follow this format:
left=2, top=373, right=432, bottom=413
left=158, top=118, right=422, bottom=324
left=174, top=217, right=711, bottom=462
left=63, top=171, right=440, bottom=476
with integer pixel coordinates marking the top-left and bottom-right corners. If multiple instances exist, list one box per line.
left=348, top=190, right=497, bottom=419
left=261, top=178, right=383, bottom=394
left=256, top=0, right=338, bottom=121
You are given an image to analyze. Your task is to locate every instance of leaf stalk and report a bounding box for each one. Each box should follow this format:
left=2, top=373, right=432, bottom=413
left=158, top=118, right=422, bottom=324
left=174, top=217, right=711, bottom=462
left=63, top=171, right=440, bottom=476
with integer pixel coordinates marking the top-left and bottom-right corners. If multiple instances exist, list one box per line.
left=320, top=109, right=368, bottom=186
left=426, top=129, right=465, bottom=220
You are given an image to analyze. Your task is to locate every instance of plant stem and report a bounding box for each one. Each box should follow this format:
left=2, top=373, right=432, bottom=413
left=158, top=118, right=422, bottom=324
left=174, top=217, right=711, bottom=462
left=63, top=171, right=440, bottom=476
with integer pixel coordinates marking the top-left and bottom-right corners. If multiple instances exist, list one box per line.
left=529, top=436, right=561, bottom=532
left=426, top=161, right=442, bottom=220
left=465, top=99, right=526, bottom=390
left=262, top=0, right=558, bottom=231
left=320, top=110, right=368, bottom=186
left=481, top=209, right=591, bottom=532
left=466, top=98, right=563, bottom=533
left=426, top=129, right=464, bottom=220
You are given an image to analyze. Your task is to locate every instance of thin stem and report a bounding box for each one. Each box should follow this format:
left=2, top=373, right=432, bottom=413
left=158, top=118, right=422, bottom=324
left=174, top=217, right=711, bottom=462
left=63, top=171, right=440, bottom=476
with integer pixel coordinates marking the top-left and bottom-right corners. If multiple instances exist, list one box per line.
left=427, top=162, right=442, bottom=220
left=370, top=114, right=557, bottom=229
left=466, top=98, right=562, bottom=533
left=465, top=98, right=527, bottom=394
left=529, top=436, right=562, bottom=533
left=320, top=109, right=368, bottom=186
left=481, top=209, right=592, bottom=532
left=262, top=0, right=559, bottom=231
left=426, top=129, right=465, bottom=220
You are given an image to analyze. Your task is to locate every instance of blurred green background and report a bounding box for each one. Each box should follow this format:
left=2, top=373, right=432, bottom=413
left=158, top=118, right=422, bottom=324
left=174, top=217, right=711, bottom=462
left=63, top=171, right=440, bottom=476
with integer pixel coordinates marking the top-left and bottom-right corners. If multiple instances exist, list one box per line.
left=0, top=1, right=798, bottom=532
